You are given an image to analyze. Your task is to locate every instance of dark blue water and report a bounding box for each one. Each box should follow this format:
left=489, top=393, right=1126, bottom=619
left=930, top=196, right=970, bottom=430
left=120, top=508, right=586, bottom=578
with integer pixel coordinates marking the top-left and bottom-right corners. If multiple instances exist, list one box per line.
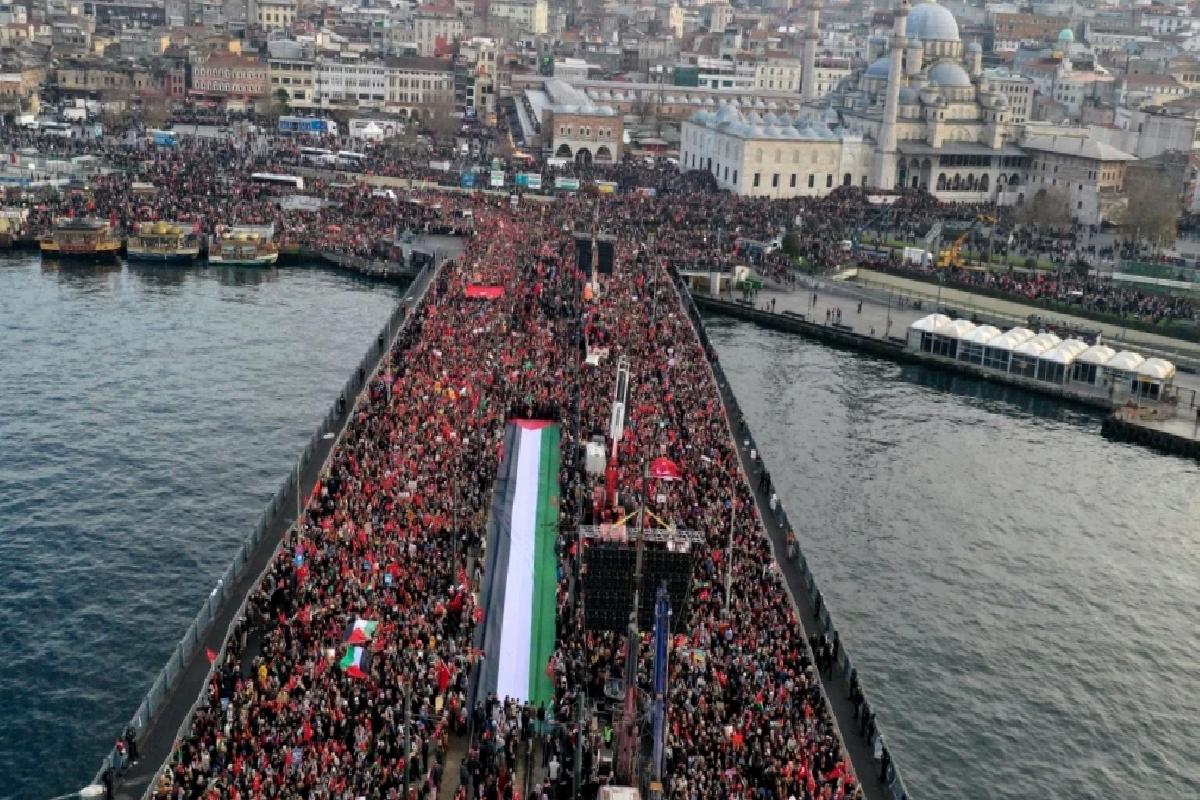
left=707, top=317, right=1200, bottom=800
left=0, top=257, right=401, bottom=800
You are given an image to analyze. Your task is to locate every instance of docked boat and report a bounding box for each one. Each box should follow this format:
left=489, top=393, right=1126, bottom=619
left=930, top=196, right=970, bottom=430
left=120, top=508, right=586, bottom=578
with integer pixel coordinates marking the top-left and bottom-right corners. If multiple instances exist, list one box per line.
left=208, top=225, right=279, bottom=267
left=39, top=217, right=121, bottom=261
left=0, top=208, right=28, bottom=248
left=126, top=221, right=200, bottom=263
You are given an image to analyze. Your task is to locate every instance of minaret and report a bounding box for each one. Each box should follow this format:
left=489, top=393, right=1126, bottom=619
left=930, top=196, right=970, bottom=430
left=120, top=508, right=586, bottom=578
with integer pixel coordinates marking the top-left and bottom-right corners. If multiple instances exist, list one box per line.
left=871, top=0, right=909, bottom=189
left=800, top=0, right=822, bottom=102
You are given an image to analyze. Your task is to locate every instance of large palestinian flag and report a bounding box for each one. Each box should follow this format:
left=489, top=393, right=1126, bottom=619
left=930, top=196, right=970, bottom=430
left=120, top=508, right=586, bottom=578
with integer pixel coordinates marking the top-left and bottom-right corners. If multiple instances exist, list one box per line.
left=476, top=420, right=560, bottom=706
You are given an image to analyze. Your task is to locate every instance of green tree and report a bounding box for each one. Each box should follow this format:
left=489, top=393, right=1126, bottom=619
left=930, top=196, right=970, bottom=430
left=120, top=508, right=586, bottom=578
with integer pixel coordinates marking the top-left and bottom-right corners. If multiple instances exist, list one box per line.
left=781, top=230, right=802, bottom=257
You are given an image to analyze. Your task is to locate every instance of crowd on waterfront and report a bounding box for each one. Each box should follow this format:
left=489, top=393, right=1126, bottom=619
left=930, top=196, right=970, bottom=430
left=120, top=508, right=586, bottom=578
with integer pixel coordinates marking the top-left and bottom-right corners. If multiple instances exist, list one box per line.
left=4, top=123, right=1200, bottom=328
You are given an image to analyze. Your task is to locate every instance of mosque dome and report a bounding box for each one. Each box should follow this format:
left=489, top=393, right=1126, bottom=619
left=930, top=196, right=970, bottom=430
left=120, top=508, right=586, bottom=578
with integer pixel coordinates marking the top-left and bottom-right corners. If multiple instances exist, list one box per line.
left=1058, top=27, right=1074, bottom=43
left=906, top=0, right=960, bottom=43
left=928, top=61, right=972, bottom=88
left=898, top=86, right=920, bottom=104
left=865, top=56, right=891, bottom=78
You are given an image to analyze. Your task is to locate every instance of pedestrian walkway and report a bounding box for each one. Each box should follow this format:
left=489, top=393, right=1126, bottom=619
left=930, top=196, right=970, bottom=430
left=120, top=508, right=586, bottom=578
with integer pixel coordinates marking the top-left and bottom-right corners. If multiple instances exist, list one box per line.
left=853, top=268, right=1200, bottom=365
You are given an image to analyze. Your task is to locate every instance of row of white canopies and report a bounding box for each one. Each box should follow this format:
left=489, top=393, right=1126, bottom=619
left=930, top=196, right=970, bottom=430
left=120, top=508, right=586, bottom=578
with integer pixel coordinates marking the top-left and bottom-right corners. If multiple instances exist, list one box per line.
left=907, top=313, right=1177, bottom=381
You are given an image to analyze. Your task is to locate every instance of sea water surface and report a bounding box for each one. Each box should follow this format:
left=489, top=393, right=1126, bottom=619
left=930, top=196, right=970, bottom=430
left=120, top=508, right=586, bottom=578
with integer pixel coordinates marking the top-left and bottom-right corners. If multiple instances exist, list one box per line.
left=0, top=257, right=402, bottom=800
left=705, top=316, right=1200, bottom=800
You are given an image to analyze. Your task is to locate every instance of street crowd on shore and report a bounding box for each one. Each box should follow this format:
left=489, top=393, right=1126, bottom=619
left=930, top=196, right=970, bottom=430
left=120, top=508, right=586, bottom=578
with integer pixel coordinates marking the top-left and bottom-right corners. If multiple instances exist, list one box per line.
left=4, top=124, right=1199, bottom=327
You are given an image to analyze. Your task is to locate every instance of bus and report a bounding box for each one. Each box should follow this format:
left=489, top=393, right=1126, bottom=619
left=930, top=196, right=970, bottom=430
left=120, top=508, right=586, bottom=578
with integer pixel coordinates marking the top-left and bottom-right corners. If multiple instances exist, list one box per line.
left=278, top=116, right=338, bottom=136
left=41, top=121, right=72, bottom=138
left=250, top=173, right=305, bottom=190
left=150, top=129, right=177, bottom=147
left=336, top=150, right=367, bottom=169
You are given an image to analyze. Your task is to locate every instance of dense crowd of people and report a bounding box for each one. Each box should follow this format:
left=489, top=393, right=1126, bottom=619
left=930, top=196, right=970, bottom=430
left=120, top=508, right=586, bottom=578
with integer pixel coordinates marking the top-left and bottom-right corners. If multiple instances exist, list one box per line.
left=18, top=122, right=1183, bottom=800
left=3, top=123, right=1198, bottom=328
left=99, top=141, right=866, bottom=800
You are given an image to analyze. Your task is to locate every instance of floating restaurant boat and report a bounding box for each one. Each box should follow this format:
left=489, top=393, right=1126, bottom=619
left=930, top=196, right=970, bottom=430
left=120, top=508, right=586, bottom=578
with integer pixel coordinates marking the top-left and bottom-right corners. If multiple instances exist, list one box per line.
left=126, top=221, right=201, bottom=263
left=39, top=217, right=121, bottom=261
left=208, top=225, right=279, bottom=267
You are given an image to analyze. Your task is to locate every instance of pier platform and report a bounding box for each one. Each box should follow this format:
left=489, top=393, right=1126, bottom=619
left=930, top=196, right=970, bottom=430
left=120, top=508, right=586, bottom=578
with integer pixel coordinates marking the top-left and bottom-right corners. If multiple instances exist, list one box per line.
left=694, top=278, right=1200, bottom=462
left=99, top=260, right=442, bottom=800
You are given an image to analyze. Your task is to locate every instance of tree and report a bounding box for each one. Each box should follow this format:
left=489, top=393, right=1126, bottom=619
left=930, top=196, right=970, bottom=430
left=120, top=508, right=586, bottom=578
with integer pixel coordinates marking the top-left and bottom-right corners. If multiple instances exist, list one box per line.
left=141, top=94, right=170, bottom=129
left=1016, top=187, right=1071, bottom=230
left=781, top=230, right=802, bottom=258
left=266, top=89, right=291, bottom=123
left=1121, top=168, right=1179, bottom=250
left=425, top=100, right=459, bottom=142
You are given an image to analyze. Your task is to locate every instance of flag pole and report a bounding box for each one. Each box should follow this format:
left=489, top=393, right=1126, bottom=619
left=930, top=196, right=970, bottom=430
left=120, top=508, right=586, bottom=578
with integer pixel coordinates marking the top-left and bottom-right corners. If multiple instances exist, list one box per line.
left=724, top=484, right=735, bottom=614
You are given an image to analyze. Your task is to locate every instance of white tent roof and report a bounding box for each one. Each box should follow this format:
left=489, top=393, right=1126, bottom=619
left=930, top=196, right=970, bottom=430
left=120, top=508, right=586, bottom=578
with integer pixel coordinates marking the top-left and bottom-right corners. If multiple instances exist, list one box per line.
left=984, top=327, right=1035, bottom=352
left=1076, top=344, right=1116, bottom=365
left=1013, top=332, right=1061, bottom=357
left=1038, top=339, right=1089, bottom=365
left=960, top=324, right=1000, bottom=344
left=1137, top=357, right=1176, bottom=380
left=910, top=313, right=952, bottom=333
left=1106, top=351, right=1145, bottom=371
left=941, top=318, right=976, bottom=338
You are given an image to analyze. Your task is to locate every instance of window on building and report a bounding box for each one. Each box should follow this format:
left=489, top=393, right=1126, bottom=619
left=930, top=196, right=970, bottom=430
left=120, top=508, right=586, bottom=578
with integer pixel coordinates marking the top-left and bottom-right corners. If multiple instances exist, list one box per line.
left=753, top=173, right=760, bottom=187
left=771, top=173, right=779, bottom=187
left=790, top=173, right=797, bottom=187
left=826, top=174, right=832, bottom=188
left=808, top=174, right=814, bottom=188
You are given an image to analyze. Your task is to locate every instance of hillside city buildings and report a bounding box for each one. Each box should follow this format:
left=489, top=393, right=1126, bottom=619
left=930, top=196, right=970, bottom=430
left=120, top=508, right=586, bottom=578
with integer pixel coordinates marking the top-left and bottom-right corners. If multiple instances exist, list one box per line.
left=9, top=0, right=1200, bottom=220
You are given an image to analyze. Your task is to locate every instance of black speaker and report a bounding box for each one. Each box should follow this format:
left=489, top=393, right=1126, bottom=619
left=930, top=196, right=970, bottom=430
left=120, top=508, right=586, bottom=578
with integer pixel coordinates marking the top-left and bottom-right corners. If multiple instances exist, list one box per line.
left=596, top=237, right=614, bottom=274
left=575, top=237, right=593, bottom=271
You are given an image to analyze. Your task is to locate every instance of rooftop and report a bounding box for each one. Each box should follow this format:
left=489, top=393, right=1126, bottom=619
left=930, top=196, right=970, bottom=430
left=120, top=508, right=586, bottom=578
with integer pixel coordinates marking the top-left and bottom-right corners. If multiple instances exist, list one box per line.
left=1021, top=133, right=1135, bottom=161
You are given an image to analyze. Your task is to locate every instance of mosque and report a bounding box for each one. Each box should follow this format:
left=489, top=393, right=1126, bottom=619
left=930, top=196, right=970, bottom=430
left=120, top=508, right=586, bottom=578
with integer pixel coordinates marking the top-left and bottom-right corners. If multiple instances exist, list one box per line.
left=679, top=0, right=1031, bottom=202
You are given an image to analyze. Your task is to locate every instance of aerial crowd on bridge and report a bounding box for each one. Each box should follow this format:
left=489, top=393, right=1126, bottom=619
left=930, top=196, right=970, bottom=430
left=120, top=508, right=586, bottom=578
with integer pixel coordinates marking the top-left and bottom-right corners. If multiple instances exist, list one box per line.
left=133, top=170, right=864, bottom=800
left=7, top=123, right=1190, bottom=800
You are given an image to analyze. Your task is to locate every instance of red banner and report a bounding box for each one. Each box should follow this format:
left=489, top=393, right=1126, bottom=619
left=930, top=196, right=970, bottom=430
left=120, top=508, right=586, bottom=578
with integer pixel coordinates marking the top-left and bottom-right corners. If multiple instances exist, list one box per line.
left=465, top=284, right=504, bottom=300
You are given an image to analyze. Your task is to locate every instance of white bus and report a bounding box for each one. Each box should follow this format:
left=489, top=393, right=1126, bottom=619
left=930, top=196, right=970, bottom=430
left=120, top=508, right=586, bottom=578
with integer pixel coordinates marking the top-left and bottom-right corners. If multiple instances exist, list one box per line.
left=41, top=121, right=72, bottom=138
left=250, top=173, right=305, bottom=190
left=336, top=150, right=367, bottom=169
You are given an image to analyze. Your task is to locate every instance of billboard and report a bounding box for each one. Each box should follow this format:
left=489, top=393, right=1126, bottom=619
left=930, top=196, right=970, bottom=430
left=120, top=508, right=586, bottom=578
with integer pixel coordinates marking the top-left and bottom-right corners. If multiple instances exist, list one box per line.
left=490, top=170, right=505, bottom=188
left=554, top=177, right=580, bottom=191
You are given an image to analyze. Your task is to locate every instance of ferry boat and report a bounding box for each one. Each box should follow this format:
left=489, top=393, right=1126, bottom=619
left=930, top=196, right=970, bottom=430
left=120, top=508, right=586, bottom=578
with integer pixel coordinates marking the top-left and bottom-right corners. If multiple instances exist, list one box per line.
left=0, top=208, right=28, bottom=248
left=39, top=217, right=121, bottom=261
left=126, top=221, right=200, bottom=263
left=208, top=225, right=279, bottom=267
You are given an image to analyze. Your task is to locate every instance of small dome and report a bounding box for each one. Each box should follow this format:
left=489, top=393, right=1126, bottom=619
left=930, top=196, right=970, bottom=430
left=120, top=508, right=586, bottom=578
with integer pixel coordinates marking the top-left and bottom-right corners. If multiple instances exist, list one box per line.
left=865, top=56, right=891, bottom=78
left=928, top=61, right=972, bottom=87
left=1058, top=27, right=1074, bottom=43
left=906, top=0, right=960, bottom=43
left=899, top=86, right=919, bottom=104
left=966, top=41, right=981, bottom=53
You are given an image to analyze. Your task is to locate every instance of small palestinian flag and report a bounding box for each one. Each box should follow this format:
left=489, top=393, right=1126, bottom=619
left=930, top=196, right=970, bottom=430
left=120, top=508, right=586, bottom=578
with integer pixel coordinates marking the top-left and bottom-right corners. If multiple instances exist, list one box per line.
left=343, top=619, right=378, bottom=645
left=339, top=646, right=371, bottom=680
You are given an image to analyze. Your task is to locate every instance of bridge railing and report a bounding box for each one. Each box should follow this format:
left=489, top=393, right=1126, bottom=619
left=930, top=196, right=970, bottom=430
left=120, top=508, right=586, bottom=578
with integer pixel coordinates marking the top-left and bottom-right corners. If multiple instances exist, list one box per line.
left=91, top=264, right=434, bottom=796
left=674, top=269, right=913, bottom=800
